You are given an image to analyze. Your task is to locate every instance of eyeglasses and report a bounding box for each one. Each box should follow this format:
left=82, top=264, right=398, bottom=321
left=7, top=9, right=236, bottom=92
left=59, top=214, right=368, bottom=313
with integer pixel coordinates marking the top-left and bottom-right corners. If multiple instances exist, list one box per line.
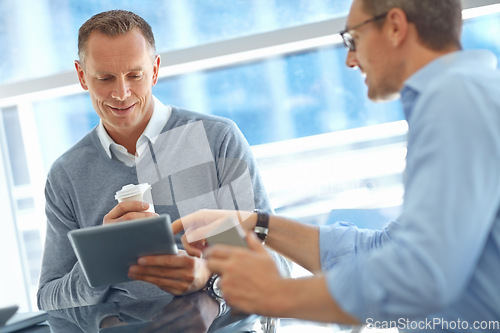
left=339, top=12, right=388, bottom=52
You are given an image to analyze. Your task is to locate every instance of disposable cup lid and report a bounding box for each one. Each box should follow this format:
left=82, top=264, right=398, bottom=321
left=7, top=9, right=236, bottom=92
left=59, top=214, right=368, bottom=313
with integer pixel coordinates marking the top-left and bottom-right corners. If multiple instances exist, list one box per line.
left=115, top=183, right=151, bottom=200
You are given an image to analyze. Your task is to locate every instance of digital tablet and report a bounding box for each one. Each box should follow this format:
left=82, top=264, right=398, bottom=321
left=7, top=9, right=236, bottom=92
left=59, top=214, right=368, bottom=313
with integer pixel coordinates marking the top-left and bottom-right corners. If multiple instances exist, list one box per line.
left=0, top=306, right=18, bottom=328
left=0, top=310, right=47, bottom=333
left=68, top=214, right=178, bottom=287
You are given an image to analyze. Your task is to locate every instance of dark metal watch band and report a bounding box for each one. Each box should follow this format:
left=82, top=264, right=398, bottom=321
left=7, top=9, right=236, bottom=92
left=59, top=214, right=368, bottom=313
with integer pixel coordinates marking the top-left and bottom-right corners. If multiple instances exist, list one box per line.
left=253, top=209, right=269, bottom=243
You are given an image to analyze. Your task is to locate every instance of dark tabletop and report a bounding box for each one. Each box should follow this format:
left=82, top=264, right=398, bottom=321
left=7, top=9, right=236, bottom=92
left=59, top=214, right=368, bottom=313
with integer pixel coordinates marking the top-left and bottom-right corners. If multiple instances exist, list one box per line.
left=40, top=291, right=258, bottom=333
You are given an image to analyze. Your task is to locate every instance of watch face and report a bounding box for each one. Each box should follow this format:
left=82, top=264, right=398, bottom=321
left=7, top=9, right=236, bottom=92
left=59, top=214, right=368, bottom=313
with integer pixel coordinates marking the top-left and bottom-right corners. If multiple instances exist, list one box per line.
left=213, top=276, right=224, bottom=298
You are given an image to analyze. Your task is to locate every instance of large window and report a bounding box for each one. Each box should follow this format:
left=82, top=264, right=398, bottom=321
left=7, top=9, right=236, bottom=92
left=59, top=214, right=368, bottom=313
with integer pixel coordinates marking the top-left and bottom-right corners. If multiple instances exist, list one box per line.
left=1, top=0, right=500, bottom=312
left=0, top=0, right=351, bottom=84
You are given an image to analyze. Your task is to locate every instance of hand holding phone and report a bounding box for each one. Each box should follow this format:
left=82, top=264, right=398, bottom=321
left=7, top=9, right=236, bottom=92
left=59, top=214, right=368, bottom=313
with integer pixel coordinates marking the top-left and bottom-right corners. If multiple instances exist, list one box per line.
left=205, top=217, right=248, bottom=248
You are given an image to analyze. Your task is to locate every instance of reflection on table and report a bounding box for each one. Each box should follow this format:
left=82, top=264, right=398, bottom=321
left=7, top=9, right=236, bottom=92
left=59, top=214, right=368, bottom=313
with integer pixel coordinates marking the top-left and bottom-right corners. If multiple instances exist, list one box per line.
left=39, top=291, right=401, bottom=333
left=45, top=291, right=258, bottom=333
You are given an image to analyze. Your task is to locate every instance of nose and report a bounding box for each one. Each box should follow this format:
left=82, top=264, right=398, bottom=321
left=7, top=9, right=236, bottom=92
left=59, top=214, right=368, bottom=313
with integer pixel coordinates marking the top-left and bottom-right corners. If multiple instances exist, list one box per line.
left=345, top=49, right=359, bottom=69
left=111, top=77, right=131, bottom=101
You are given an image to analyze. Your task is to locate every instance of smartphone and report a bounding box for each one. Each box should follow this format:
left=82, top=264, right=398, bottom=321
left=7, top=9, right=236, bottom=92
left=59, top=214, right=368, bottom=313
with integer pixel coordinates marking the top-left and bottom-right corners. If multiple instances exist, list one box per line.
left=206, top=218, right=248, bottom=248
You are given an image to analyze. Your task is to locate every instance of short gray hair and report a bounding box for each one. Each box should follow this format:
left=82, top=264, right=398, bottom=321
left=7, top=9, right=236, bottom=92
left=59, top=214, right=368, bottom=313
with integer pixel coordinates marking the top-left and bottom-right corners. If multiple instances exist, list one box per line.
left=78, top=10, right=156, bottom=67
left=360, top=0, right=462, bottom=50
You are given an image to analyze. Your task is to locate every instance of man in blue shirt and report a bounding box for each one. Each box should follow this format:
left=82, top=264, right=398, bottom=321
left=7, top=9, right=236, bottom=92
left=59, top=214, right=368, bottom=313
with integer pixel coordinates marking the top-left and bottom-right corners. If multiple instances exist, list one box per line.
left=157, top=0, right=500, bottom=330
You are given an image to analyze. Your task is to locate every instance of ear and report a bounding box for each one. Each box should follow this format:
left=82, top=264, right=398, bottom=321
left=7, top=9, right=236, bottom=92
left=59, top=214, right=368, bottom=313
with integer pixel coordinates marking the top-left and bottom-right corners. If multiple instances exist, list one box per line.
left=151, top=55, right=161, bottom=86
left=385, top=8, right=409, bottom=48
left=75, top=60, right=89, bottom=91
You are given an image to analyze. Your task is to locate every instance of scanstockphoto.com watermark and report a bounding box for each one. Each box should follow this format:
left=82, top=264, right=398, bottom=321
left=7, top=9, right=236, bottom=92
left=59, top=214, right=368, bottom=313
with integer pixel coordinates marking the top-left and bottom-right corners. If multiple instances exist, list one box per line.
left=366, top=317, right=500, bottom=331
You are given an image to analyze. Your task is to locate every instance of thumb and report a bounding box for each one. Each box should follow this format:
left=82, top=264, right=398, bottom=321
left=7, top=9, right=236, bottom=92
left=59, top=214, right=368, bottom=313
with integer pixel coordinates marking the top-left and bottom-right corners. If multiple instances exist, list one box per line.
left=246, top=232, right=266, bottom=253
left=180, top=234, right=204, bottom=258
left=171, top=219, right=184, bottom=234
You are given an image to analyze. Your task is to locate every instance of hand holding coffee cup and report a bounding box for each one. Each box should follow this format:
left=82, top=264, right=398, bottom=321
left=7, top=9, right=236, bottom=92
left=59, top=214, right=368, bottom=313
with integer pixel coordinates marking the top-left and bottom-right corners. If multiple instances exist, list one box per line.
left=103, top=183, right=156, bottom=224
left=115, top=183, right=155, bottom=213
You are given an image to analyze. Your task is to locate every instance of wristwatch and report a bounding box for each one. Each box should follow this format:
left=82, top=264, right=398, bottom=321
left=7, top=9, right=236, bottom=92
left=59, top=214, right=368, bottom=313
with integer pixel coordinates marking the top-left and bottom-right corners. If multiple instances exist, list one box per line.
left=253, top=209, right=269, bottom=243
left=205, top=274, right=227, bottom=316
left=206, top=274, right=223, bottom=300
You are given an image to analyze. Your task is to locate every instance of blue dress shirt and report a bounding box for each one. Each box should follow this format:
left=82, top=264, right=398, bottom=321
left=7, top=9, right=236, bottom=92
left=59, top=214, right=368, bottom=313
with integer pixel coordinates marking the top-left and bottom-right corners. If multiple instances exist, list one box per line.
left=320, top=50, right=500, bottom=331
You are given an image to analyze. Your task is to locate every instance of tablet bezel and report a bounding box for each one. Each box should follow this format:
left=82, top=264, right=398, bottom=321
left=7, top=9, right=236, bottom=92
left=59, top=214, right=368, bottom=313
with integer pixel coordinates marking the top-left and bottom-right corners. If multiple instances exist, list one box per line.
left=0, top=305, right=18, bottom=328
left=68, top=214, right=178, bottom=287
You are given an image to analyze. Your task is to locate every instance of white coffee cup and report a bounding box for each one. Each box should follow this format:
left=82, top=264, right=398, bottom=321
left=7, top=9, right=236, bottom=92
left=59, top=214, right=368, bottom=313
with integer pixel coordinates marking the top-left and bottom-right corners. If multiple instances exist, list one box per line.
left=115, top=183, right=155, bottom=213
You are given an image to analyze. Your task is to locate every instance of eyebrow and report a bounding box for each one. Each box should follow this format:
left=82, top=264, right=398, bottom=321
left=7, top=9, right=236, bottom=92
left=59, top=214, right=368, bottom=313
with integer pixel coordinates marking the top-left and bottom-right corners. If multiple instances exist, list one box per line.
left=93, top=67, right=146, bottom=75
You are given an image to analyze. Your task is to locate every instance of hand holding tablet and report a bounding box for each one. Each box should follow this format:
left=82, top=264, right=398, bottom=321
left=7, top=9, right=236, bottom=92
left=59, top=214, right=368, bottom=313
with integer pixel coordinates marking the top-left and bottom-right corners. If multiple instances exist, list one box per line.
left=68, top=214, right=178, bottom=287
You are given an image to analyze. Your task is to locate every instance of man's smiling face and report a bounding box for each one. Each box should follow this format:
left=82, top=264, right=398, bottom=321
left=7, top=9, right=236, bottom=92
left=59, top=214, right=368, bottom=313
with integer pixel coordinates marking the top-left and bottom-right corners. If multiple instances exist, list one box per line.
left=75, top=27, right=159, bottom=142
left=344, top=0, right=404, bottom=102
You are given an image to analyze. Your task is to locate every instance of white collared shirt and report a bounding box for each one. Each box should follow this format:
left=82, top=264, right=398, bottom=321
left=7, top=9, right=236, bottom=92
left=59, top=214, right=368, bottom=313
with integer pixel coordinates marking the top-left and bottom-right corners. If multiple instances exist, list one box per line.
left=97, top=96, right=172, bottom=167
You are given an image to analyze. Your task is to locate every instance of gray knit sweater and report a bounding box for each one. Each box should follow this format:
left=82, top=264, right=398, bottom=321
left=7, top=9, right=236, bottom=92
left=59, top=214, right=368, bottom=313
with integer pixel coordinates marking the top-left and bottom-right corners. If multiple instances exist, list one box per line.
left=37, top=107, right=285, bottom=310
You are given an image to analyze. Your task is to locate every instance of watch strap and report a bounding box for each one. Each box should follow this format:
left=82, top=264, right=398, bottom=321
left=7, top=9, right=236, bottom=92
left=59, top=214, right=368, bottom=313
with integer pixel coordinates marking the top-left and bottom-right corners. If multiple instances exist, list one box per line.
left=253, top=209, right=269, bottom=243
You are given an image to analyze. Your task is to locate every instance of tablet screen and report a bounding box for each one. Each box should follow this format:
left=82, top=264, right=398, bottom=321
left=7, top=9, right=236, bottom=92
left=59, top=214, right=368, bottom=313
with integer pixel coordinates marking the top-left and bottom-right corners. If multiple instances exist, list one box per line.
left=68, top=214, right=178, bottom=287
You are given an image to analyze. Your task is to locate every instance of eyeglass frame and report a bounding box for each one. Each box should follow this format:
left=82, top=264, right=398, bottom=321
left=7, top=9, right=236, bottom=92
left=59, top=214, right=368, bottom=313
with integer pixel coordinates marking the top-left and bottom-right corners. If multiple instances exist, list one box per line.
left=339, top=12, right=388, bottom=52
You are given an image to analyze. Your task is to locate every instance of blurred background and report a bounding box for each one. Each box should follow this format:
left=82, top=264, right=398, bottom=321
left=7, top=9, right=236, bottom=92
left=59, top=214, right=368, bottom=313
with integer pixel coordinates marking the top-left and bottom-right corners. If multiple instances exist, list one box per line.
left=1, top=0, right=499, bottom=312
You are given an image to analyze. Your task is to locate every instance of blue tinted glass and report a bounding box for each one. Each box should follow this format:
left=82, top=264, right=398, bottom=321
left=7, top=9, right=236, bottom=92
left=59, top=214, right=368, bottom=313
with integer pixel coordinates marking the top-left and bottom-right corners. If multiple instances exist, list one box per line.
left=33, top=94, right=99, bottom=171
left=0, top=0, right=351, bottom=84
left=154, top=45, right=404, bottom=146
left=27, top=10, right=500, bottom=168
left=462, top=12, right=500, bottom=62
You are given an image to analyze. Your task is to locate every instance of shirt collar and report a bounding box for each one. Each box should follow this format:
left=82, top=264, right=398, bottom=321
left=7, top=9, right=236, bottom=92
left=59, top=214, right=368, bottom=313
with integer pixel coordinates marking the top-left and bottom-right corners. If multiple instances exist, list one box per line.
left=97, top=96, right=172, bottom=159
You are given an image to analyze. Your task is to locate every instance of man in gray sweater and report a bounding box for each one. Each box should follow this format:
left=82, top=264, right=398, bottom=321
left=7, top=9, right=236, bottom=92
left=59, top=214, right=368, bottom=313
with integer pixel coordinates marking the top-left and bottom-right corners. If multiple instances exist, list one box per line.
left=37, top=10, right=287, bottom=311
